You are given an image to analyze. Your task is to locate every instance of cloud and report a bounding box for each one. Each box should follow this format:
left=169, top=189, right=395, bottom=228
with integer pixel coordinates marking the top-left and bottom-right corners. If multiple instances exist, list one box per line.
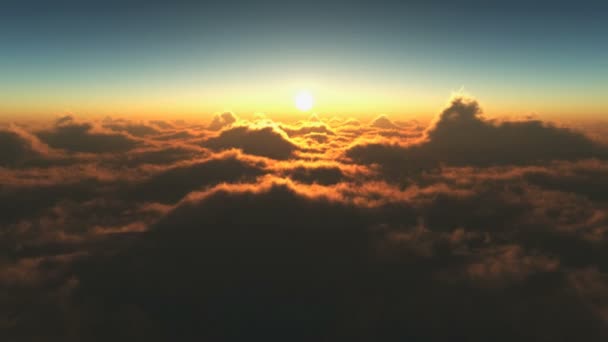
left=342, top=118, right=361, bottom=126
left=36, top=121, right=139, bottom=153
left=422, top=97, right=606, bottom=164
left=282, top=165, right=346, bottom=185
left=0, top=178, right=102, bottom=225
left=149, top=120, right=175, bottom=130
left=466, top=244, right=559, bottom=285
left=104, top=123, right=161, bottom=137
left=125, top=152, right=267, bottom=203
left=153, top=130, right=196, bottom=141
left=102, top=146, right=204, bottom=167
left=57, top=178, right=608, bottom=340
left=347, top=97, right=608, bottom=175
left=202, top=126, right=298, bottom=159
left=55, top=115, right=74, bottom=125
left=523, top=160, right=608, bottom=202
left=0, top=129, right=43, bottom=167
left=371, top=114, right=399, bottom=129
left=280, top=122, right=335, bottom=137
left=208, top=112, right=238, bottom=131
left=3, top=96, right=608, bottom=340
left=70, top=181, right=380, bottom=339
left=303, top=132, right=330, bottom=144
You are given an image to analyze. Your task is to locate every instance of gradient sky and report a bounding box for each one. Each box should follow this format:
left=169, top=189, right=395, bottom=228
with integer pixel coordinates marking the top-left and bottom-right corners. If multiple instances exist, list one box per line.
left=1, top=0, right=607, bottom=120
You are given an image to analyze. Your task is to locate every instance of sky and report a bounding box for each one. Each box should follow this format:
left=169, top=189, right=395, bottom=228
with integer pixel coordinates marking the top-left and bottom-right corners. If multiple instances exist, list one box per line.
left=1, top=0, right=607, bottom=119
left=5, top=2, right=608, bottom=340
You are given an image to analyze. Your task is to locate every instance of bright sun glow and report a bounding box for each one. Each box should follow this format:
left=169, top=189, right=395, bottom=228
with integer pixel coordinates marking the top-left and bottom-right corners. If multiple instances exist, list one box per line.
left=295, top=91, right=314, bottom=111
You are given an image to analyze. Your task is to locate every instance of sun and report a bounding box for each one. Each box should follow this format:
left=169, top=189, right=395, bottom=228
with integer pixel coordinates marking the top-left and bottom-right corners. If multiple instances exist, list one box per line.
left=295, top=91, right=314, bottom=112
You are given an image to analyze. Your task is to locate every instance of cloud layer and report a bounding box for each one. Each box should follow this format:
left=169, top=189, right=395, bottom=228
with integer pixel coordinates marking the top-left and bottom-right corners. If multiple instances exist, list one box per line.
left=2, top=97, right=608, bottom=341
left=349, top=97, right=607, bottom=170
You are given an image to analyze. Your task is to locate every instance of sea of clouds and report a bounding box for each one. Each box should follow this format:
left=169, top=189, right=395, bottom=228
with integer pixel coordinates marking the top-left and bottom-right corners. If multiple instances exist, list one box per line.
left=2, top=96, right=608, bottom=340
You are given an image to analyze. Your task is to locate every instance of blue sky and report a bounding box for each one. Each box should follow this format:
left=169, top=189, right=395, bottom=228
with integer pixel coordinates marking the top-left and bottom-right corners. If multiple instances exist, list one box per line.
left=1, top=0, right=607, bottom=118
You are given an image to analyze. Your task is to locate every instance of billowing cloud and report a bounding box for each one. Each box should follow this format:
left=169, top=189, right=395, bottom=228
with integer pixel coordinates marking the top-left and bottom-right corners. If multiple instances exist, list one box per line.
left=202, top=126, right=298, bottom=159
left=154, top=130, right=196, bottom=141
left=53, top=178, right=608, bottom=340
left=348, top=97, right=608, bottom=175
left=371, top=114, right=399, bottom=129
left=104, top=122, right=161, bottom=137
left=208, top=112, right=238, bottom=131
left=423, top=97, right=606, bottom=164
left=36, top=121, right=139, bottom=153
left=0, top=129, right=43, bottom=167
left=280, top=122, right=334, bottom=137
left=126, top=152, right=267, bottom=203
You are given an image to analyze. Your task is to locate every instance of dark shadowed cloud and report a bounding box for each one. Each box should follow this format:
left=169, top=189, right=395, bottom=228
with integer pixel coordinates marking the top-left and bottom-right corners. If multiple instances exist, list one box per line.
left=36, top=121, right=139, bottom=153
left=0, top=129, right=43, bottom=167
left=282, top=165, right=346, bottom=185
left=348, top=97, right=608, bottom=177
left=203, top=126, right=298, bottom=159
left=125, top=153, right=267, bottom=203
left=102, top=146, right=204, bottom=167
left=63, top=179, right=608, bottom=341
left=104, top=123, right=161, bottom=137
left=423, top=98, right=606, bottom=164
left=154, top=130, right=196, bottom=141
